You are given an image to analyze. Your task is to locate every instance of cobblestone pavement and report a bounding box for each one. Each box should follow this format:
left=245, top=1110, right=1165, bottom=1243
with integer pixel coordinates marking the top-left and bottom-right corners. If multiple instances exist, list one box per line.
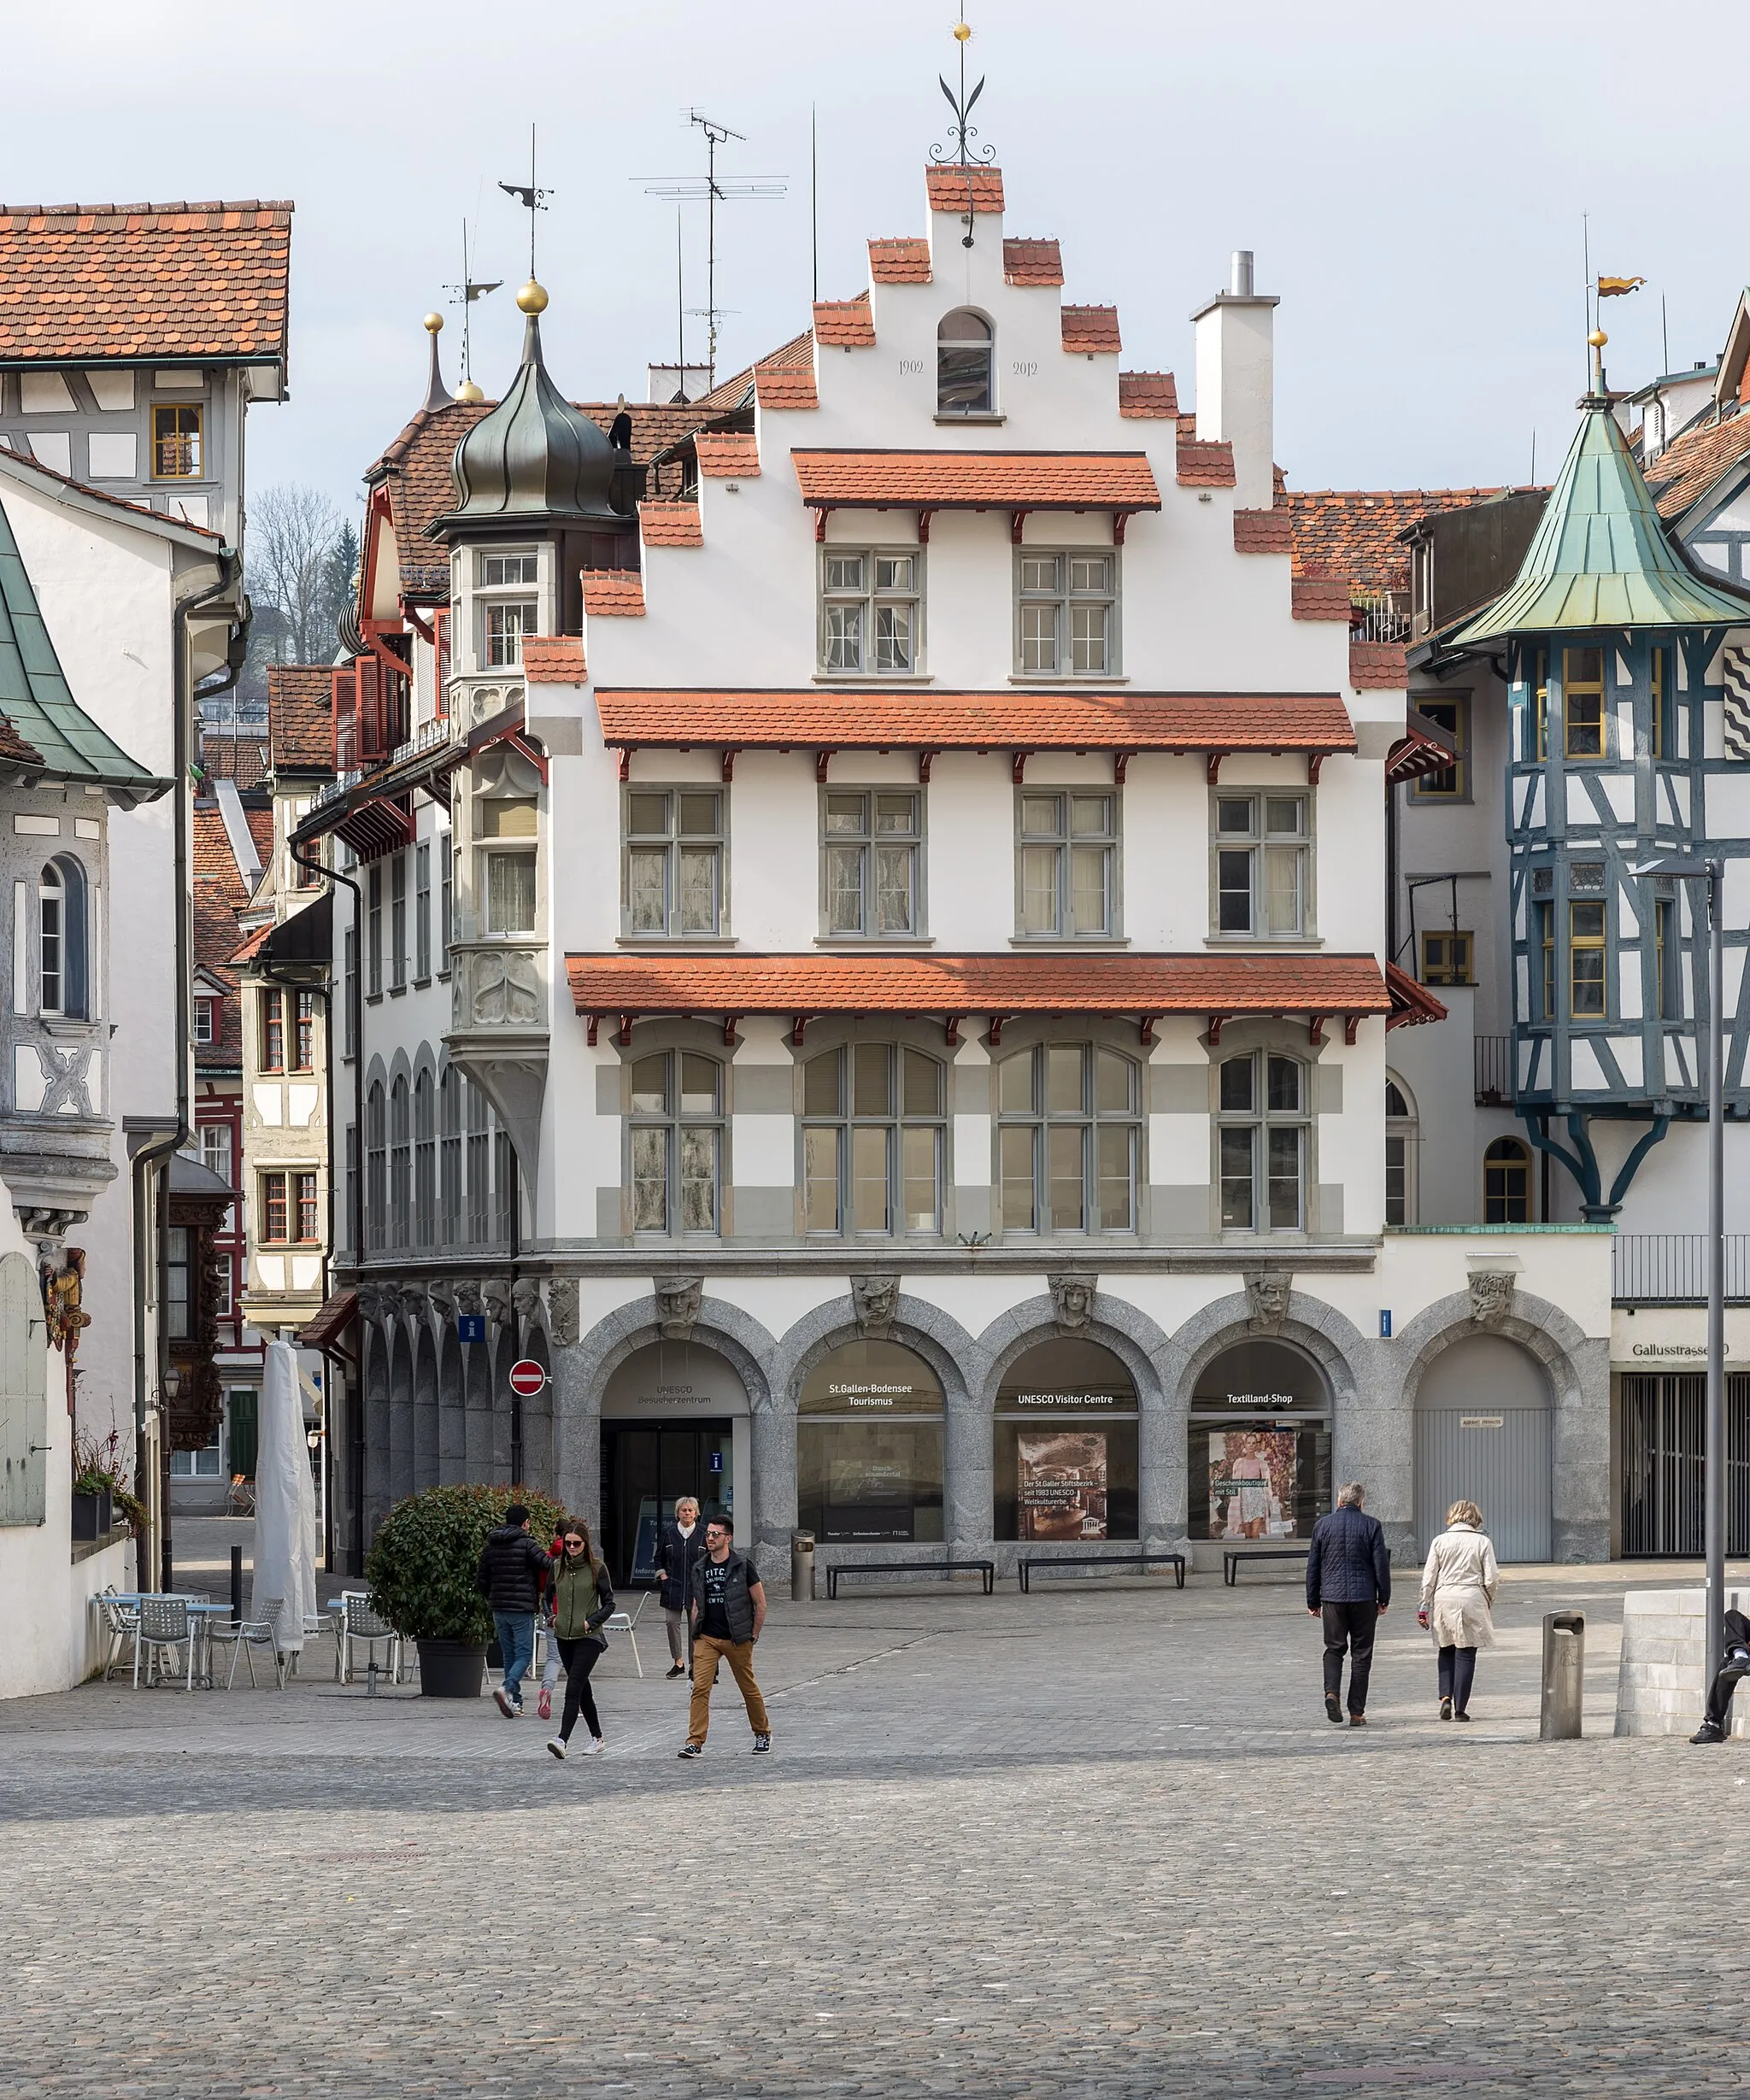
left=4, top=1564, right=1747, bottom=2097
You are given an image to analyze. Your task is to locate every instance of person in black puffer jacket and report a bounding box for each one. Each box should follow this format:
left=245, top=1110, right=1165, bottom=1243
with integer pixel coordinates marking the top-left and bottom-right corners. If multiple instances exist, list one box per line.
left=1306, top=1482, right=1392, bottom=1728
left=477, top=1503, right=552, bottom=1717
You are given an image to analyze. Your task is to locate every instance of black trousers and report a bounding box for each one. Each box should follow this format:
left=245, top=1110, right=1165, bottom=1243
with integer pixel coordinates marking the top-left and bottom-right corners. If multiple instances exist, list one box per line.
left=555, top=1636, right=603, bottom=1742
left=1703, top=1610, right=1750, bottom=1731
left=1322, top=1601, right=1378, bottom=1714
left=1436, top=1645, right=1477, bottom=1711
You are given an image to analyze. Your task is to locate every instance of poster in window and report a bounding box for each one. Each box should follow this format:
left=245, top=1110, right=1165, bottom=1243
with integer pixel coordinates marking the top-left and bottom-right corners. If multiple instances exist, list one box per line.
left=1017, top=1430, right=1108, bottom=1541
left=1207, top=1428, right=1298, bottom=1539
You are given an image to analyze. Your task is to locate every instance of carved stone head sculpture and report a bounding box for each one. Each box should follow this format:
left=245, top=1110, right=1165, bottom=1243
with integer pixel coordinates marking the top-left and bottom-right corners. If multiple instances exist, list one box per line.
left=481, top=1276, right=512, bottom=1329
left=426, top=1278, right=457, bottom=1323
left=1469, top=1270, right=1516, bottom=1329
left=510, top=1277, right=542, bottom=1329
left=455, top=1279, right=484, bottom=1320
left=1245, top=1271, right=1292, bottom=1334
left=397, top=1284, right=428, bottom=1323
left=655, top=1275, right=702, bottom=1342
left=547, top=1276, right=580, bottom=1347
left=851, top=1273, right=900, bottom=1340
left=1048, top=1273, right=1095, bottom=1334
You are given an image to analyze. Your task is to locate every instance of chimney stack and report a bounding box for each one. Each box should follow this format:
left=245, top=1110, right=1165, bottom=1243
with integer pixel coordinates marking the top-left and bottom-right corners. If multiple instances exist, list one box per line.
left=1193, top=249, right=1279, bottom=512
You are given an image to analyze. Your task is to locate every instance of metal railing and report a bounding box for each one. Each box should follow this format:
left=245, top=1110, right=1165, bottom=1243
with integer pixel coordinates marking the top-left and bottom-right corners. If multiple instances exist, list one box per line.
left=1474, top=1034, right=1513, bottom=1104
left=1613, top=1235, right=1750, bottom=1305
left=1349, top=590, right=1412, bottom=643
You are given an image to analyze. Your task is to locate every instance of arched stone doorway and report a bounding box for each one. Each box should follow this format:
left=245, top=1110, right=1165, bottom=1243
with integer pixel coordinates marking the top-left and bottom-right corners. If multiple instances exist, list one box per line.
left=796, top=1339, right=944, bottom=1546
left=1188, top=1338, right=1333, bottom=1549
left=1414, top=1333, right=1551, bottom=1562
left=600, top=1340, right=749, bottom=1586
left=993, top=1337, right=1138, bottom=1543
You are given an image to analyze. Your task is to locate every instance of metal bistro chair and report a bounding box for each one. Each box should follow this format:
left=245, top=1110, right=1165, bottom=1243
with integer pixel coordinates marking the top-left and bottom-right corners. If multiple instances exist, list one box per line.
left=134, top=1596, right=197, bottom=1691
left=602, top=1589, right=650, bottom=1679
left=97, top=1587, right=140, bottom=1683
left=206, top=1598, right=289, bottom=1690
left=337, top=1594, right=404, bottom=1686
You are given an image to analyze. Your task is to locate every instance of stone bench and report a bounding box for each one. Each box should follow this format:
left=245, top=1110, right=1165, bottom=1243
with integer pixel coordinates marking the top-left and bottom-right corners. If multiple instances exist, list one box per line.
left=1614, top=1587, right=1750, bottom=1739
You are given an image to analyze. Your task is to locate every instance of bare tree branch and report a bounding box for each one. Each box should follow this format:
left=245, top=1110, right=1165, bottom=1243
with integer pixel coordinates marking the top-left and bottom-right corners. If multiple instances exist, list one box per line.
left=244, top=484, right=349, bottom=666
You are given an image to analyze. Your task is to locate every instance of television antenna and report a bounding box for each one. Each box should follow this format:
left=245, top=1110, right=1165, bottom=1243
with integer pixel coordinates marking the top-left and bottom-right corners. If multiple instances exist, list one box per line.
left=638, top=110, right=785, bottom=390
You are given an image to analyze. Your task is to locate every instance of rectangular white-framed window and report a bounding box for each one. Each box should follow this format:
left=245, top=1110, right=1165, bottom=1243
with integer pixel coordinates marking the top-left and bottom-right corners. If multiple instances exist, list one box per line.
left=199, top=1123, right=230, bottom=1185
left=819, top=548, right=922, bottom=675
left=439, top=833, right=453, bottom=972
left=623, top=788, right=724, bottom=938
left=820, top=789, right=922, bottom=938
left=484, top=851, right=537, bottom=936
left=482, top=599, right=537, bottom=669
left=1212, top=792, right=1311, bottom=939
left=1016, top=791, right=1117, bottom=939
left=390, top=852, right=407, bottom=990
left=414, top=842, right=432, bottom=981
left=1015, top=549, right=1118, bottom=677
left=479, top=550, right=538, bottom=588
left=169, top=1418, right=223, bottom=1479
left=192, top=995, right=214, bottom=1045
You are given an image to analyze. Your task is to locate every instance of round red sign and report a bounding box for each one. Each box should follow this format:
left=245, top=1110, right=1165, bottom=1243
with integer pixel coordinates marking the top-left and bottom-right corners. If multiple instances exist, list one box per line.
left=508, top=1358, right=548, bottom=1398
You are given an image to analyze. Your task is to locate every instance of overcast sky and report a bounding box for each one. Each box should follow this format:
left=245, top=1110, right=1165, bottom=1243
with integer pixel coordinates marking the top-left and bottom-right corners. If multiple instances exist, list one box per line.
left=4, top=0, right=1743, bottom=520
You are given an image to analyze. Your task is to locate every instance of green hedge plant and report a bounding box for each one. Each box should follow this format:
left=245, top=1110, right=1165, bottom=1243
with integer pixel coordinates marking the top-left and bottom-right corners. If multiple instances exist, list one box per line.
left=366, top=1484, right=568, bottom=1644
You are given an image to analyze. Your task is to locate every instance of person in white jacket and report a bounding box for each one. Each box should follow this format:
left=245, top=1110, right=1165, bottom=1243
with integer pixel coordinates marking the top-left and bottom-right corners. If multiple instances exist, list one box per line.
left=1417, top=1500, right=1500, bottom=1722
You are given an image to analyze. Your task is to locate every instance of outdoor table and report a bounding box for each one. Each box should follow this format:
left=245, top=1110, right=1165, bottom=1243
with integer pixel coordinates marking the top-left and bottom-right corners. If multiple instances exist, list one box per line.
left=112, top=1596, right=232, bottom=1687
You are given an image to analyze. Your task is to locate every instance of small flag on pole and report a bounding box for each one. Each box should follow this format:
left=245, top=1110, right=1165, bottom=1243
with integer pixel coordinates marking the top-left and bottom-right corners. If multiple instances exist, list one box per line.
left=1597, top=276, right=1646, bottom=297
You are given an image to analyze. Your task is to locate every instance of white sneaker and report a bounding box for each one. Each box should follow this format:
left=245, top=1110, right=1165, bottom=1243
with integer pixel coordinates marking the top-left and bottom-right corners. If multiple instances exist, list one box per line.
left=584, top=1736, right=605, bottom=1756
left=547, top=1737, right=566, bottom=1760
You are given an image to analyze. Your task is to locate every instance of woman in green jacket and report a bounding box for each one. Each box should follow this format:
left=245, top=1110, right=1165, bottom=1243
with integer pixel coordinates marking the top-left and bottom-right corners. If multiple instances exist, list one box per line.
left=546, top=1519, right=614, bottom=1760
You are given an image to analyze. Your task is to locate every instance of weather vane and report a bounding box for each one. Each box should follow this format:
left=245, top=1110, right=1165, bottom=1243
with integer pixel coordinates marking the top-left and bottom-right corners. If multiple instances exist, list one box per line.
left=931, top=21, right=994, bottom=249
left=499, top=125, right=554, bottom=282
left=443, top=220, right=502, bottom=400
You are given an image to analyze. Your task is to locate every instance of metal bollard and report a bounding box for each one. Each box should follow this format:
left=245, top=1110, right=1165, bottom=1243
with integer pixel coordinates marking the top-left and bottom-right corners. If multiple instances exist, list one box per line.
left=791, top=1530, right=815, bottom=1603
left=1540, top=1610, right=1585, bottom=1739
left=230, top=1544, right=243, bottom=1625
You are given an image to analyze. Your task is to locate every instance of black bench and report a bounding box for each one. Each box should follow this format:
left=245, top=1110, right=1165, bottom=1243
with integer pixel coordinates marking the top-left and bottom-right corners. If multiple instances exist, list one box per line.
left=1018, top=1552, right=1186, bottom=1594
left=825, top=1557, right=995, bottom=1599
left=1224, top=1545, right=1312, bottom=1587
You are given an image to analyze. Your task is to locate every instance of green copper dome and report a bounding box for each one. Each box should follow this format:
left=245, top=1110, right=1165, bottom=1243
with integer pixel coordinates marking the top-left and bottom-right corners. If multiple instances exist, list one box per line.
left=1448, top=396, right=1750, bottom=645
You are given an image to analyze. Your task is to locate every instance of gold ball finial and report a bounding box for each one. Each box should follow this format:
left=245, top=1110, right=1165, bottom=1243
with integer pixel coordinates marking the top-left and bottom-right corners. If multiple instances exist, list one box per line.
left=1589, top=328, right=1608, bottom=349
left=954, top=19, right=972, bottom=38
left=423, top=311, right=443, bottom=334
left=455, top=378, right=485, bottom=404
left=516, top=278, right=549, bottom=315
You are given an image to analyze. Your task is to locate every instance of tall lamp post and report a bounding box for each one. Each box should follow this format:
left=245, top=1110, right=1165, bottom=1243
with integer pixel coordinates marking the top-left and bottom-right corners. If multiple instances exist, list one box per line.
left=1637, top=855, right=1725, bottom=1685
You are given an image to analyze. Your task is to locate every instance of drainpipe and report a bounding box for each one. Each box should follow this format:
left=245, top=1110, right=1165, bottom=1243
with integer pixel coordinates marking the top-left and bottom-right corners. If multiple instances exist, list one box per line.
left=292, top=836, right=363, bottom=1571
left=134, top=552, right=241, bottom=1591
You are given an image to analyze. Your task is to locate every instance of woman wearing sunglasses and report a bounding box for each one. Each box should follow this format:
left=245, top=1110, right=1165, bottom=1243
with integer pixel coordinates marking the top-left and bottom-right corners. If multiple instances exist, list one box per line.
left=546, top=1519, right=614, bottom=1759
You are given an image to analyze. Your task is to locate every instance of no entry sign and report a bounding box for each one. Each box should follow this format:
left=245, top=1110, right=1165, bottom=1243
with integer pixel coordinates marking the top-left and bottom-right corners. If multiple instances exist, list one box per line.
left=508, top=1358, right=548, bottom=1399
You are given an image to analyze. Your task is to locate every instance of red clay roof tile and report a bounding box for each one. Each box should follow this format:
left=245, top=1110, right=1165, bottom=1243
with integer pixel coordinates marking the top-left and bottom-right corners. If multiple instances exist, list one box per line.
left=1291, top=578, right=1354, bottom=622
left=265, top=663, right=334, bottom=771
left=639, top=502, right=703, bottom=548
left=869, top=238, right=931, bottom=284
left=924, top=166, right=1005, bottom=214
left=1647, top=409, right=1750, bottom=519
left=1285, top=488, right=1526, bottom=590
left=567, top=950, right=1390, bottom=1022
left=0, top=199, right=292, bottom=365
left=582, top=572, right=645, bottom=617
left=1176, top=436, right=1236, bottom=488
left=521, top=636, right=588, bottom=682
left=1119, top=371, right=1177, bottom=419
left=753, top=363, right=819, bottom=412
left=1062, top=305, right=1119, bottom=354
left=791, top=449, right=1160, bottom=511
left=813, top=292, right=876, bottom=348
left=1349, top=641, right=1408, bottom=689
left=1233, top=508, right=1292, bottom=554
left=595, top=687, right=1354, bottom=755
left=1003, top=238, right=1062, bottom=286
left=696, top=431, right=760, bottom=478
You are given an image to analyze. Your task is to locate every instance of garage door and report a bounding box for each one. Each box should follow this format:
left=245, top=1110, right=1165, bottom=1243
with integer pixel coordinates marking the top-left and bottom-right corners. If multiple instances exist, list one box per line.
left=1414, top=1333, right=1552, bottom=1563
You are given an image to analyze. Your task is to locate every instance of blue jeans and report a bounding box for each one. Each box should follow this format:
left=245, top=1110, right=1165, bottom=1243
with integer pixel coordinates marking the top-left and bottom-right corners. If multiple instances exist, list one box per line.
left=493, top=1611, right=536, bottom=1707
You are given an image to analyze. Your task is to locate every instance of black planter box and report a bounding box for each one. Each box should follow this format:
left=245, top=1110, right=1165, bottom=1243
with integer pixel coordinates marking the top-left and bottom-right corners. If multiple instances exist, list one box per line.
left=417, top=1640, right=486, bottom=1698
left=72, top=1489, right=113, bottom=1542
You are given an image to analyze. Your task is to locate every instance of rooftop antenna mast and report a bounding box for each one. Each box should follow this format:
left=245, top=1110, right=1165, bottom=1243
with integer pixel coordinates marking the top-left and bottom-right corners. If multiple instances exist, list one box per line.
left=931, top=19, right=995, bottom=250
left=639, top=111, right=785, bottom=390
left=498, top=124, right=554, bottom=285
left=444, top=220, right=502, bottom=398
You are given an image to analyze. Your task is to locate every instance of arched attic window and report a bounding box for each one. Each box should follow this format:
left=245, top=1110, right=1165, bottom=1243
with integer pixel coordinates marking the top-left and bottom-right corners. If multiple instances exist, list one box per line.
left=38, top=857, right=88, bottom=1019
left=937, top=309, right=993, bottom=414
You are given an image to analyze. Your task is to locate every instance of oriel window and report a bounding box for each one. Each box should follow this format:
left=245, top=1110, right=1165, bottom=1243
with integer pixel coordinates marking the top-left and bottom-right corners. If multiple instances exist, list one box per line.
left=822, top=790, right=920, bottom=937
left=1570, top=898, right=1606, bottom=1018
left=1563, top=647, right=1606, bottom=760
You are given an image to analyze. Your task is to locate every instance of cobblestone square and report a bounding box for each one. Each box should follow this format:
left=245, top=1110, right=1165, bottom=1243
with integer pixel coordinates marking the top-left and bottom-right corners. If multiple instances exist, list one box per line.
left=3, top=1564, right=1744, bottom=2097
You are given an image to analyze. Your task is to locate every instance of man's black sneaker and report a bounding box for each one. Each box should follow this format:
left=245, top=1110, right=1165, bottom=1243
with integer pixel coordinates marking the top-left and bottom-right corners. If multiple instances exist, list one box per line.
left=1324, top=1693, right=1342, bottom=1725
left=751, top=1733, right=771, bottom=1753
left=666, top=1663, right=686, bottom=1680
left=1692, top=1722, right=1726, bottom=1745
left=1722, top=1648, right=1750, bottom=1681
left=677, top=1743, right=704, bottom=1759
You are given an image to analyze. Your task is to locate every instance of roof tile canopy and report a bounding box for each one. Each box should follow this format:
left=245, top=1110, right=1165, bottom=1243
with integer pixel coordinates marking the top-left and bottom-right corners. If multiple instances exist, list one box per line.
left=1350, top=641, right=1408, bottom=689
left=1233, top=508, right=1292, bottom=554
left=924, top=166, right=1005, bottom=214
left=792, top=449, right=1160, bottom=513
left=596, top=686, right=1355, bottom=757
left=567, top=951, right=1391, bottom=1031
left=582, top=572, right=645, bottom=617
left=1291, top=578, right=1353, bottom=622
left=1450, top=401, right=1750, bottom=644
left=1003, top=238, right=1062, bottom=286
left=639, top=502, right=703, bottom=547
left=1061, top=305, right=1120, bottom=354
left=753, top=364, right=819, bottom=412
left=869, top=238, right=931, bottom=284
left=1119, top=371, right=1177, bottom=419
left=521, top=636, right=588, bottom=682
left=0, top=200, right=292, bottom=367
left=696, top=431, right=760, bottom=478
left=1175, top=436, right=1236, bottom=488
left=265, top=664, right=334, bottom=771
left=813, top=293, right=876, bottom=348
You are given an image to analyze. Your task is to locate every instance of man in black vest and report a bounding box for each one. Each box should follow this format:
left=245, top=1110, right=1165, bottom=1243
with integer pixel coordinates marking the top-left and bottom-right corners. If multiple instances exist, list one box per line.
left=678, top=1516, right=770, bottom=1758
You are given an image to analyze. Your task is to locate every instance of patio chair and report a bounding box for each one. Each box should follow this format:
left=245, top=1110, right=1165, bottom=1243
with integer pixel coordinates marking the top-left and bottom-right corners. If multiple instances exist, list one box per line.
left=602, top=1589, right=649, bottom=1679
left=97, top=1587, right=139, bottom=1683
left=135, top=1596, right=197, bottom=1691
left=224, top=1474, right=255, bottom=1517
left=207, top=1598, right=288, bottom=1690
left=337, top=1594, right=403, bottom=1686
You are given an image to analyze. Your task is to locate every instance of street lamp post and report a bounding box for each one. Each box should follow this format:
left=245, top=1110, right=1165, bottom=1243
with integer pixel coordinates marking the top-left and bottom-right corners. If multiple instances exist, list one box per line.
left=1638, top=855, right=1726, bottom=1684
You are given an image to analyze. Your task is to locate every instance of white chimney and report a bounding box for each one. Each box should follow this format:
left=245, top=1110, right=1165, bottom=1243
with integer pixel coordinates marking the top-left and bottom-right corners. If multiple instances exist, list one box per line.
left=1192, top=249, right=1279, bottom=511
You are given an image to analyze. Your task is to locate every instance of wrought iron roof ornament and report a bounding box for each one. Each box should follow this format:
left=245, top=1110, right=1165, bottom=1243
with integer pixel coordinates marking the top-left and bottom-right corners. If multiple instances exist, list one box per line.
left=931, top=20, right=995, bottom=249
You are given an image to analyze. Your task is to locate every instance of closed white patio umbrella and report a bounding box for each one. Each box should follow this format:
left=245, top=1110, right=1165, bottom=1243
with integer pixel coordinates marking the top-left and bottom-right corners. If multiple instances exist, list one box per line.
left=250, top=1339, right=318, bottom=1651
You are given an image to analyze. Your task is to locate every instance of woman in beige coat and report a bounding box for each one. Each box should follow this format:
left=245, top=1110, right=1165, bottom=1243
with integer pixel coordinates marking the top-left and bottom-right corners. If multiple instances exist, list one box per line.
left=1417, top=1499, right=1500, bottom=1722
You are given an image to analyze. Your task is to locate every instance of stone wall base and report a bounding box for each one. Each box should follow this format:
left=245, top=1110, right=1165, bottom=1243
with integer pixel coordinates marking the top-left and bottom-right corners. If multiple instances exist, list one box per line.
left=1614, top=1588, right=1750, bottom=1738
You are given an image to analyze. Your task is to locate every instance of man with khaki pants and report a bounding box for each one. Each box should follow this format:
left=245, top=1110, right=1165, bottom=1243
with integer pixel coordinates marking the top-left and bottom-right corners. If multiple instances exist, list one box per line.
left=677, top=1516, right=770, bottom=1758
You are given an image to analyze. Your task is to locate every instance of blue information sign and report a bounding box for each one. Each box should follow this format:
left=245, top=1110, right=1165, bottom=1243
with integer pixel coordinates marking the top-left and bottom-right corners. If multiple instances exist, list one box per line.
left=708, top=1450, right=724, bottom=1474
left=457, top=1314, right=486, bottom=1344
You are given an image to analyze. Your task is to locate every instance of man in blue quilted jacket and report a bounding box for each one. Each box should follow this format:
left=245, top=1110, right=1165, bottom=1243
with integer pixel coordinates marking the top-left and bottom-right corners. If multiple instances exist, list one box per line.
left=1307, top=1481, right=1392, bottom=1727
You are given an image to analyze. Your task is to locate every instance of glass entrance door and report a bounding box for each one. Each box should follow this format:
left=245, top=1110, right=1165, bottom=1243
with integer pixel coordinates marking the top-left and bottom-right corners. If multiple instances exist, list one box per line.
left=601, top=1419, right=733, bottom=1587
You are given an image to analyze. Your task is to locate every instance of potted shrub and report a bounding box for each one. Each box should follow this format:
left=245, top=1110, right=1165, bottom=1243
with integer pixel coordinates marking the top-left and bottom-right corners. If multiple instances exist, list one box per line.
left=72, top=1425, right=147, bottom=1542
left=366, top=1483, right=567, bottom=1698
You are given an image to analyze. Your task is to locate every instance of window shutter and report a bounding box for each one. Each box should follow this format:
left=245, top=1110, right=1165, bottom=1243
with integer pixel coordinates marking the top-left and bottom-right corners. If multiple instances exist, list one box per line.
left=358, top=655, right=383, bottom=761
left=332, top=666, right=358, bottom=773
